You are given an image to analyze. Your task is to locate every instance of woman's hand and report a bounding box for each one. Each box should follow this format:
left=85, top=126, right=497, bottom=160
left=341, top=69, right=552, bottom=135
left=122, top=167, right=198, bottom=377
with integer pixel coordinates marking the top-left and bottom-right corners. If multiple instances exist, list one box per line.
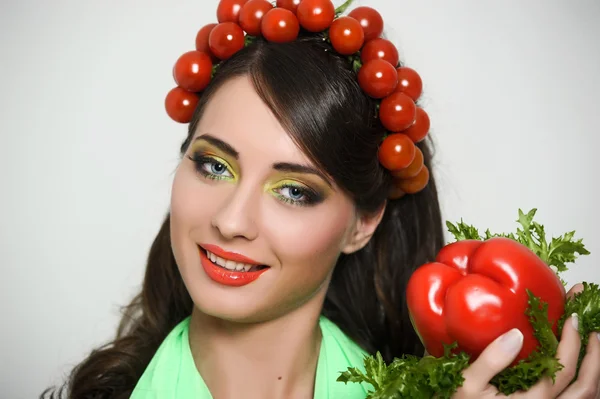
left=452, top=284, right=600, bottom=398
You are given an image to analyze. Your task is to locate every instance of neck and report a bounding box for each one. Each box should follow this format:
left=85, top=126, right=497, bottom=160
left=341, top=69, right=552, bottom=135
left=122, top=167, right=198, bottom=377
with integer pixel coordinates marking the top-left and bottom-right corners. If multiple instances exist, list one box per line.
left=188, top=299, right=325, bottom=399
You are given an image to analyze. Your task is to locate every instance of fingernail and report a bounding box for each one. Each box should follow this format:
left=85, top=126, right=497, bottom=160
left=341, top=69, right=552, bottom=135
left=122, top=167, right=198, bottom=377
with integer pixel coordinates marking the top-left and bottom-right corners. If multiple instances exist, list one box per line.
left=571, top=313, right=579, bottom=331
left=596, top=332, right=600, bottom=342
left=499, top=328, right=524, bottom=354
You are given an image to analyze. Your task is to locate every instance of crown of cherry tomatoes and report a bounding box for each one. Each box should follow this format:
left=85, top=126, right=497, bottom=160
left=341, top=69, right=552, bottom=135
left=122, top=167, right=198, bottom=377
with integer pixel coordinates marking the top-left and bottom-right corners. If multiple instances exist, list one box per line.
left=165, top=0, right=431, bottom=198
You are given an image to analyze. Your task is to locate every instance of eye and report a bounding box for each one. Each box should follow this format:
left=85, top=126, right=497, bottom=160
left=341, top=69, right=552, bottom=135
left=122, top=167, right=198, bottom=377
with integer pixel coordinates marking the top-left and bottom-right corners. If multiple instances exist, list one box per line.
left=273, top=183, right=323, bottom=207
left=280, top=186, right=306, bottom=201
left=204, top=160, right=229, bottom=176
left=188, top=153, right=234, bottom=180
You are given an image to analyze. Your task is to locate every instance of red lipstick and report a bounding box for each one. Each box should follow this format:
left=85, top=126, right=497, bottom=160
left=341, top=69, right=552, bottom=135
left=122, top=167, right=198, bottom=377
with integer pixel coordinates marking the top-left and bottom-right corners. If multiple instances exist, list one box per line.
left=199, top=244, right=268, bottom=287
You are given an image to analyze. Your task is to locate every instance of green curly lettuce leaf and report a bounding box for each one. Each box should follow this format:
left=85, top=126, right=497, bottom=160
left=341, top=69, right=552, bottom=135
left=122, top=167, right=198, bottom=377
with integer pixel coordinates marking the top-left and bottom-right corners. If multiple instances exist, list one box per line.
left=490, top=290, right=563, bottom=394
left=557, top=281, right=600, bottom=379
left=447, top=208, right=589, bottom=272
left=338, top=343, right=469, bottom=399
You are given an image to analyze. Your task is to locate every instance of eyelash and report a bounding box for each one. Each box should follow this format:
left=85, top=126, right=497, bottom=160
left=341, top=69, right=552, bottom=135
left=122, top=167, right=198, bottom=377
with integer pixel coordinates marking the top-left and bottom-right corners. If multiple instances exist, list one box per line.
left=273, top=183, right=322, bottom=207
left=187, top=152, right=323, bottom=207
left=188, top=153, right=233, bottom=181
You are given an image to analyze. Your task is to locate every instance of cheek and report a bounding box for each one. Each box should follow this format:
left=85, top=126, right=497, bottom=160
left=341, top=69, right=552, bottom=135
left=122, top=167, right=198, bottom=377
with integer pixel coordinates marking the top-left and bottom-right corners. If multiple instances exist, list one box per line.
left=171, top=168, right=203, bottom=226
left=170, top=166, right=229, bottom=229
left=170, top=167, right=220, bottom=255
left=263, top=200, right=353, bottom=271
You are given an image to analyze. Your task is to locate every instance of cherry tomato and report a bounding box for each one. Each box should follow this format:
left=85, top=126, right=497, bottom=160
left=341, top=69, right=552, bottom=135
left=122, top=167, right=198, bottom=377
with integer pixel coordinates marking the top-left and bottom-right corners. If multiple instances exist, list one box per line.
left=361, top=38, right=399, bottom=66
left=357, top=59, right=398, bottom=98
left=328, top=17, right=364, bottom=55
left=239, top=0, right=273, bottom=36
left=395, top=66, right=423, bottom=101
left=276, top=0, right=301, bottom=13
left=379, top=92, right=416, bottom=132
left=173, top=51, right=213, bottom=92
left=378, top=133, right=416, bottom=171
left=165, top=87, right=199, bottom=123
left=399, top=165, right=429, bottom=194
left=296, top=0, right=335, bottom=32
left=388, top=183, right=406, bottom=200
left=348, top=6, right=383, bottom=42
left=195, top=23, right=219, bottom=62
left=403, top=108, right=430, bottom=143
left=217, top=0, right=249, bottom=23
left=261, top=8, right=300, bottom=43
left=209, top=22, right=245, bottom=60
left=392, top=147, right=423, bottom=178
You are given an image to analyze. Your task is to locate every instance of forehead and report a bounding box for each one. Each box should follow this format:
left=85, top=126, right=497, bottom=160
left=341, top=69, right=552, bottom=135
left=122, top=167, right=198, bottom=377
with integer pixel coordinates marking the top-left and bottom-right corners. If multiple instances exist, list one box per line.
left=193, top=76, right=312, bottom=167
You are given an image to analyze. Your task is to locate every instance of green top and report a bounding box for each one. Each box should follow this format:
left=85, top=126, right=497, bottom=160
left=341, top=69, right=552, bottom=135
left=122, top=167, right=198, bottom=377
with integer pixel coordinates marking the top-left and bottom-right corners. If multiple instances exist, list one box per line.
left=130, top=316, right=371, bottom=398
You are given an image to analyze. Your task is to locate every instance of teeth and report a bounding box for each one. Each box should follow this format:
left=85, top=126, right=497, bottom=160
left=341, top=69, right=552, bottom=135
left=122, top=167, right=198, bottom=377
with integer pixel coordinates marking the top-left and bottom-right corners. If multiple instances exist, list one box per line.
left=206, top=250, right=256, bottom=272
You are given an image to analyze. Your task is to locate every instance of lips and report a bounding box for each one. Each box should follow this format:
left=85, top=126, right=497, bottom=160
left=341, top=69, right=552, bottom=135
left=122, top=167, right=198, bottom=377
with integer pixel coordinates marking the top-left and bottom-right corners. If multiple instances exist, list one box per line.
left=199, top=244, right=269, bottom=287
left=202, top=243, right=262, bottom=265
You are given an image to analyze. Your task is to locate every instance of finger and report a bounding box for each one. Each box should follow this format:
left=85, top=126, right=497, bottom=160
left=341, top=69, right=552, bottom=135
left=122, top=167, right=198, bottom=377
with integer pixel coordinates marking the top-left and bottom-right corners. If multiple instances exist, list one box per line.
left=460, top=328, right=523, bottom=394
left=557, top=332, right=600, bottom=399
left=566, top=283, right=584, bottom=300
left=547, top=314, right=582, bottom=396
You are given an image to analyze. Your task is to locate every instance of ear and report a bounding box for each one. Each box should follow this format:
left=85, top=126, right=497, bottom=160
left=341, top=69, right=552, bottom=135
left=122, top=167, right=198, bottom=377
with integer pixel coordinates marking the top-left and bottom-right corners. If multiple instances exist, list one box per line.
left=341, top=201, right=387, bottom=255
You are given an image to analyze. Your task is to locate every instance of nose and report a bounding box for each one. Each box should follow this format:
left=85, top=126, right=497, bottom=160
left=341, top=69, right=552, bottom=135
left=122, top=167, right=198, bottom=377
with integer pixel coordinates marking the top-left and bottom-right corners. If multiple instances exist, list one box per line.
left=211, top=184, right=259, bottom=241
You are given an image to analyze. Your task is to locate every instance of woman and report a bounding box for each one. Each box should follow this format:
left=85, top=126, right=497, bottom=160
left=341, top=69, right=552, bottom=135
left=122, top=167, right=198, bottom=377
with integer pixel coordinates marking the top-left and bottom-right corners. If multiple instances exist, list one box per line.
left=42, top=1, right=599, bottom=398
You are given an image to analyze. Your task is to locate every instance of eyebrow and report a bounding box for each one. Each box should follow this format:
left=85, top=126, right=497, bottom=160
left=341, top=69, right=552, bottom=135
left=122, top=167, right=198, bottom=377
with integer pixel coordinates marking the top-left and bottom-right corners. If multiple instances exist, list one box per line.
left=194, top=134, right=333, bottom=187
left=194, top=134, right=239, bottom=159
left=273, top=163, right=333, bottom=187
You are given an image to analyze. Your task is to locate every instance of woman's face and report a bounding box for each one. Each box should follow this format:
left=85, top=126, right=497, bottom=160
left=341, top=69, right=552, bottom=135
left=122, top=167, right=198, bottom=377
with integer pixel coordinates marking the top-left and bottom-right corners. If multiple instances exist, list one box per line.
left=170, top=76, right=368, bottom=323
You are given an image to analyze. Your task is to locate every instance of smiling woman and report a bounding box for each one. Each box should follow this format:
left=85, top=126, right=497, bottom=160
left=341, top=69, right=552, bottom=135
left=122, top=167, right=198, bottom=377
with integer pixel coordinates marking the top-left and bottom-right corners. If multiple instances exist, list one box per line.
left=41, top=8, right=445, bottom=396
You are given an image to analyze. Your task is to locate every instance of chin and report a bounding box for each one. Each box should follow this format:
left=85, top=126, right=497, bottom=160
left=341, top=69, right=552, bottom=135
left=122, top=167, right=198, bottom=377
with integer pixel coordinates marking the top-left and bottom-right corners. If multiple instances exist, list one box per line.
left=179, top=260, right=280, bottom=324
left=188, top=285, right=272, bottom=323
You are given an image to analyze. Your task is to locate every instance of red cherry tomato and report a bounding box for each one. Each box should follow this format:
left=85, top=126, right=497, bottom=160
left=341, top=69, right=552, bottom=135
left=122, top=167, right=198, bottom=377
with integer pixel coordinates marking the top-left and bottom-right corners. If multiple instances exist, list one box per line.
left=165, top=87, right=200, bottom=123
left=296, top=0, right=335, bottom=32
left=361, top=38, right=399, bottom=66
left=173, top=51, right=213, bottom=92
left=399, top=165, right=429, bottom=194
left=388, top=183, right=406, bottom=200
left=276, top=0, right=301, bottom=13
left=378, top=133, right=416, bottom=171
left=348, top=6, right=383, bottom=42
left=357, top=59, right=398, bottom=99
left=261, top=8, right=300, bottom=43
left=392, top=146, right=424, bottom=179
left=328, top=16, right=364, bottom=55
left=217, top=0, right=249, bottom=23
left=395, top=66, right=423, bottom=101
left=239, top=0, right=273, bottom=36
left=209, top=22, right=245, bottom=60
left=195, top=23, right=219, bottom=62
left=403, top=108, right=430, bottom=143
left=379, top=92, right=416, bottom=132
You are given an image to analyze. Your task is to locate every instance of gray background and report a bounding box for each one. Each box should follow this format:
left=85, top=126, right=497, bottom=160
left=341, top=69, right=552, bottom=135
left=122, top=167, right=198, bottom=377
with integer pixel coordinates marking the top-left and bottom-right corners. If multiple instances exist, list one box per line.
left=1, top=0, right=599, bottom=397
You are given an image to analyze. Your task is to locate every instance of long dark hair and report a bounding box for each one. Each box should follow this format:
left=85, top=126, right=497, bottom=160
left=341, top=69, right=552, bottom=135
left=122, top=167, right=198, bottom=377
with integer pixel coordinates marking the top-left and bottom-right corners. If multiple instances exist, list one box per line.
left=42, top=31, right=444, bottom=399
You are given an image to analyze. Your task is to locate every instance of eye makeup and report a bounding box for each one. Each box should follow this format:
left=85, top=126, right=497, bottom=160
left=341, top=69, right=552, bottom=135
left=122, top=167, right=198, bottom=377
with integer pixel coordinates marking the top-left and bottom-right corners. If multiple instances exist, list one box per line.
left=187, top=139, right=238, bottom=181
left=187, top=135, right=330, bottom=207
left=268, top=179, right=326, bottom=207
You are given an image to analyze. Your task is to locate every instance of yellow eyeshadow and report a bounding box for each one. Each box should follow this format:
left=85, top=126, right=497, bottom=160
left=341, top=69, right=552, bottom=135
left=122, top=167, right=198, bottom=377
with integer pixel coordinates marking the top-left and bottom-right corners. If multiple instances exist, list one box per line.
left=189, top=142, right=238, bottom=180
left=265, top=178, right=303, bottom=191
left=266, top=178, right=329, bottom=198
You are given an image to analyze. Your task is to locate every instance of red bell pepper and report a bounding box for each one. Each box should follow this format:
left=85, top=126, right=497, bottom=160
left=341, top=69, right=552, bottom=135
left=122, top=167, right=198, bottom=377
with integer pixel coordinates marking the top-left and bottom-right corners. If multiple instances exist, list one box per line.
left=339, top=209, right=596, bottom=397
left=406, top=237, right=566, bottom=362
